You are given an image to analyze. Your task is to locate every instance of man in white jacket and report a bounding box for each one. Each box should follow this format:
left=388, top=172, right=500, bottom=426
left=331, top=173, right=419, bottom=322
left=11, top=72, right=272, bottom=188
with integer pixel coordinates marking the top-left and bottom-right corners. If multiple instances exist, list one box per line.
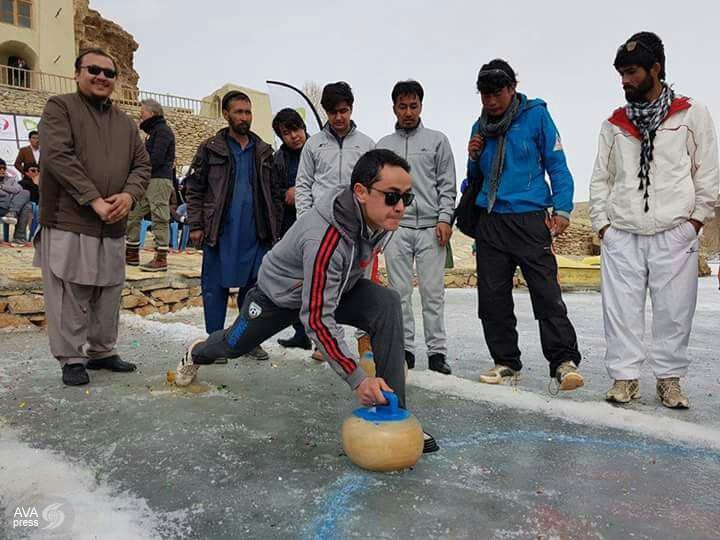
left=589, top=32, right=719, bottom=408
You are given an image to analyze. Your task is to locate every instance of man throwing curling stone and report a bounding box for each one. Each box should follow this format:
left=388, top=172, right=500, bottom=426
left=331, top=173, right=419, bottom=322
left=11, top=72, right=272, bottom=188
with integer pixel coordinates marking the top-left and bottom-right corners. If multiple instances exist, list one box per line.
left=174, top=149, right=438, bottom=453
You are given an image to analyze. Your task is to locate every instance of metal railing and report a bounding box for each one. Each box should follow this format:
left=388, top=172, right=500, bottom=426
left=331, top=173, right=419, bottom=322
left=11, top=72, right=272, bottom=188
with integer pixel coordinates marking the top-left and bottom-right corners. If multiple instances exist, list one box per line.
left=0, top=64, right=217, bottom=117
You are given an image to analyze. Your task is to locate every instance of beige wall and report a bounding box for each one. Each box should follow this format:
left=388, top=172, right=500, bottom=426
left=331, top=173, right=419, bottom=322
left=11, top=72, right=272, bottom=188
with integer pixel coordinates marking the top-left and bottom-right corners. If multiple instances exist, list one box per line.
left=0, top=0, right=76, bottom=77
left=201, top=84, right=275, bottom=147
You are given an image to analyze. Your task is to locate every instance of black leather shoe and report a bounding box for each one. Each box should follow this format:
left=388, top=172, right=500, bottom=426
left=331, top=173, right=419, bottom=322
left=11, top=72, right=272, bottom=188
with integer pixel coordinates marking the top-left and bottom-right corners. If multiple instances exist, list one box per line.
left=86, top=355, right=137, bottom=372
left=423, top=432, right=439, bottom=453
left=278, top=334, right=312, bottom=350
left=428, top=353, right=451, bottom=375
left=62, top=364, right=89, bottom=386
left=405, top=350, right=415, bottom=370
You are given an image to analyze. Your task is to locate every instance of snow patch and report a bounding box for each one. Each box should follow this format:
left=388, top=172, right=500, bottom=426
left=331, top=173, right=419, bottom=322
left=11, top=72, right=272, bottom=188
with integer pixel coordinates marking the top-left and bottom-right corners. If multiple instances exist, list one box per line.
left=408, top=371, right=720, bottom=450
left=0, top=425, right=189, bottom=538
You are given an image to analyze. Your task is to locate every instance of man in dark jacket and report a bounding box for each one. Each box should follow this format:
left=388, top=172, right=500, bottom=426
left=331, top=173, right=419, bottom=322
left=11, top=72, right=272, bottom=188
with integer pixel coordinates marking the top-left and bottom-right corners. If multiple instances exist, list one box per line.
left=175, top=149, right=438, bottom=453
left=185, top=90, right=283, bottom=361
left=126, top=98, right=176, bottom=271
left=271, top=108, right=312, bottom=350
left=36, top=48, right=150, bottom=386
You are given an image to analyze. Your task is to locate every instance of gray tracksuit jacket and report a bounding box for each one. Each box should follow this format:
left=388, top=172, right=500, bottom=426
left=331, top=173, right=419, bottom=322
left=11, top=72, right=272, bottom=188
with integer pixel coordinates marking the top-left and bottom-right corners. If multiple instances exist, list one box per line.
left=295, top=122, right=374, bottom=217
left=376, top=121, right=456, bottom=228
left=257, top=187, right=390, bottom=389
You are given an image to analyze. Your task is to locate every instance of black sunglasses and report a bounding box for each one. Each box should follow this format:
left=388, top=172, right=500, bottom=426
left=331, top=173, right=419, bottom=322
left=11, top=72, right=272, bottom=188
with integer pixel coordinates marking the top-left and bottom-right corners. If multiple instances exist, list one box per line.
left=80, top=65, right=117, bottom=79
left=370, top=187, right=414, bottom=207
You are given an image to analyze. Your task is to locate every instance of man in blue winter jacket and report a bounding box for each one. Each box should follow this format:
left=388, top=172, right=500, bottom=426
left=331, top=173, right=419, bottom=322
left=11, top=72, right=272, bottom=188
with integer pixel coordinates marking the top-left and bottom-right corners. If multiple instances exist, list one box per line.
left=467, top=59, right=584, bottom=390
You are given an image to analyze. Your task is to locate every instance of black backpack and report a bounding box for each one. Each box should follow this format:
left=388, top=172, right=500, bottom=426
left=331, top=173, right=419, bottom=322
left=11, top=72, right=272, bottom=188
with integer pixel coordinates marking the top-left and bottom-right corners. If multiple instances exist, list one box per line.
left=453, top=171, right=483, bottom=238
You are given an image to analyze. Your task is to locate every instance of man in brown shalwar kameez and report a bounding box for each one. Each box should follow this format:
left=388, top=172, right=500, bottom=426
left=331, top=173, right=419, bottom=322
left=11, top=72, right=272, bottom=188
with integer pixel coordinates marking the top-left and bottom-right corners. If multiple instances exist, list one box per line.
left=36, top=48, right=150, bottom=386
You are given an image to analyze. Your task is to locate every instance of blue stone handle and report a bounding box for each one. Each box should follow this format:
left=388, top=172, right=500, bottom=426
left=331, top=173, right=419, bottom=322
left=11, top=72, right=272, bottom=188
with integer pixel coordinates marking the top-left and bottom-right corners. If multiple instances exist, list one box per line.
left=381, top=390, right=398, bottom=412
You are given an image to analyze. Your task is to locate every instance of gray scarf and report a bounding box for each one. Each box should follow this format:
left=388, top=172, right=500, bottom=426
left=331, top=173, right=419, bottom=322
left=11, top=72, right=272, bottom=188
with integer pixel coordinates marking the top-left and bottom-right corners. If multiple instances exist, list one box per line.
left=477, top=94, right=521, bottom=212
left=626, top=84, right=675, bottom=212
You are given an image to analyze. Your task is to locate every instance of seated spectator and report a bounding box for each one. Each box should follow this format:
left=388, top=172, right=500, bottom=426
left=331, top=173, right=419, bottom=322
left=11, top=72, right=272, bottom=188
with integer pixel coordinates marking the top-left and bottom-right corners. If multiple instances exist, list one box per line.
left=0, top=158, right=32, bottom=245
left=19, top=163, right=40, bottom=204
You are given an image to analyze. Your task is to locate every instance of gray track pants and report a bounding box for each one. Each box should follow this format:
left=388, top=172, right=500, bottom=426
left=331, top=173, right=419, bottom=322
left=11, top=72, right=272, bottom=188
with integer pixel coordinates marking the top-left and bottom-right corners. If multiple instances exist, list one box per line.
left=384, top=226, right=447, bottom=356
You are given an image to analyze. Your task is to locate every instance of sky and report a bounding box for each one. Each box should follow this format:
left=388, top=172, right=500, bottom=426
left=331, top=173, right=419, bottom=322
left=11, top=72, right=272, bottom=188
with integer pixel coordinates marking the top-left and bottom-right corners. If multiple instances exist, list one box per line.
left=91, top=0, right=720, bottom=203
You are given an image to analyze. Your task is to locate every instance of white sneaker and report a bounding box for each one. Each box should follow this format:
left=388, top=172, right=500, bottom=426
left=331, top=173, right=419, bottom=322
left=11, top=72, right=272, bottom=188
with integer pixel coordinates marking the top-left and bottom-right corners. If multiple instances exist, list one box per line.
left=174, top=339, right=204, bottom=387
left=1, top=213, right=17, bottom=225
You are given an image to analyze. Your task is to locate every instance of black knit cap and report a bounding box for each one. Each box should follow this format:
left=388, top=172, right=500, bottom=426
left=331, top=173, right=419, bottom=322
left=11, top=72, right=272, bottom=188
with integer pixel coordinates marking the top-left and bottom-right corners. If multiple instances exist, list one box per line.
left=614, top=31, right=666, bottom=80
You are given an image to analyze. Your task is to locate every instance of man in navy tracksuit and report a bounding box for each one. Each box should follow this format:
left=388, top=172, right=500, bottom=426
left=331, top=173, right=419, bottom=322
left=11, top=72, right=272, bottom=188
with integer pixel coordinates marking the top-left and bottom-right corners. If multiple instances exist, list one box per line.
left=271, top=108, right=312, bottom=350
left=467, top=59, right=584, bottom=390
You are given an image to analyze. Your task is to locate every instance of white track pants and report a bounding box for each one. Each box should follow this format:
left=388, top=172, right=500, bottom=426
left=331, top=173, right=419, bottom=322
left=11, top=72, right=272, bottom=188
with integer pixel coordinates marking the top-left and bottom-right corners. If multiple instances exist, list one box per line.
left=384, top=226, right=447, bottom=356
left=600, top=222, right=699, bottom=380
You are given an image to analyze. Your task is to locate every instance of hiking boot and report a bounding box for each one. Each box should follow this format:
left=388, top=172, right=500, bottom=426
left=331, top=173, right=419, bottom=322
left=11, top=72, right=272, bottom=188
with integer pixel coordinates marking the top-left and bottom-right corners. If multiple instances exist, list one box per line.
left=86, top=354, right=136, bottom=372
left=423, top=432, right=439, bottom=453
left=175, top=338, right=205, bottom=387
left=311, top=348, right=324, bottom=362
left=278, top=334, right=312, bottom=350
left=405, top=350, right=415, bottom=370
left=214, top=357, right=228, bottom=364
left=656, top=377, right=689, bottom=409
left=126, top=243, right=140, bottom=266
left=1, top=212, right=17, bottom=225
left=605, top=379, right=640, bottom=403
left=243, top=345, right=269, bottom=361
left=479, top=364, right=517, bottom=384
left=62, top=363, right=89, bottom=386
left=555, top=361, right=584, bottom=391
left=357, top=334, right=372, bottom=358
left=428, top=353, right=451, bottom=375
left=140, top=250, right=168, bottom=272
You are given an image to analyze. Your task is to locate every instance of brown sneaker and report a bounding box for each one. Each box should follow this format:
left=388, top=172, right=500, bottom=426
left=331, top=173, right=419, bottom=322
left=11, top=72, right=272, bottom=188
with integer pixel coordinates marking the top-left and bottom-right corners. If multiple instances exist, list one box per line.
left=656, top=377, right=689, bottom=409
left=555, top=361, right=584, bottom=391
left=140, top=250, right=168, bottom=272
left=605, top=379, right=641, bottom=403
left=479, top=365, right=517, bottom=384
left=126, top=243, right=140, bottom=266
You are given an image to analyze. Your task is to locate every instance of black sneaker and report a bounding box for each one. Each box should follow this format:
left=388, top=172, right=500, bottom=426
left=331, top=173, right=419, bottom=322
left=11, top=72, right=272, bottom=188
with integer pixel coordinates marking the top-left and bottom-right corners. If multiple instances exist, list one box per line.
left=86, top=355, right=136, bottom=372
left=428, top=353, right=451, bottom=375
left=278, top=334, right=312, bottom=350
left=62, top=364, right=89, bottom=386
left=405, top=350, right=415, bottom=370
left=423, top=432, right=439, bottom=453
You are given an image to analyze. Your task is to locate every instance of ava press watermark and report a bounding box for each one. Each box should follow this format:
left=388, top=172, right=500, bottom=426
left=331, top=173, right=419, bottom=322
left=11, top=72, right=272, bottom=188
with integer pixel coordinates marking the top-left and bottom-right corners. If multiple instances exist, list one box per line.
left=5, top=495, right=75, bottom=536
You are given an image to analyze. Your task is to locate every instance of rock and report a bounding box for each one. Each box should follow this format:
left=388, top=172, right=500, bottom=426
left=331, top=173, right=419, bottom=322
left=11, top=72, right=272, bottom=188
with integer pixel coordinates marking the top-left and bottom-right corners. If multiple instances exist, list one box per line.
left=188, top=286, right=201, bottom=297
left=170, top=281, right=188, bottom=289
left=121, top=288, right=132, bottom=297
left=0, top=313, right=34, bottom=329
left=0, top=301, right=7, bottom=312
left=151, top=288, right=190, bottom=304
left=133, top=305, right=158, bottom=317
left=158, top=305, right=170, bottom=314
left=6, top=294, right=44, bottom=314
left=121, top=294, right=148, bottom=309
left=186, top=296, right=203, bottom=308
left=170, top=301, right=187, bottom=313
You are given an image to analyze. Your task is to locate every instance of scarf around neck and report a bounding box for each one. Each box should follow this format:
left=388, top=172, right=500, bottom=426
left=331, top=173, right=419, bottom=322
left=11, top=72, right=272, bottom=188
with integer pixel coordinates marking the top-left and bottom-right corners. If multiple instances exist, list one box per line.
left=625, top=83, right=675, bottom=212
left=477, top=93, right=521, bottom=212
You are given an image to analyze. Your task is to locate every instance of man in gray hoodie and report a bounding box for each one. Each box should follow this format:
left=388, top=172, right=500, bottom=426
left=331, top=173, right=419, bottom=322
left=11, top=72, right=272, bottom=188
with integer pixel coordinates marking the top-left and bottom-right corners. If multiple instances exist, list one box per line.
left=174, top=149, right=437, bottom=453
left=377, top=81, right=456, bottom=375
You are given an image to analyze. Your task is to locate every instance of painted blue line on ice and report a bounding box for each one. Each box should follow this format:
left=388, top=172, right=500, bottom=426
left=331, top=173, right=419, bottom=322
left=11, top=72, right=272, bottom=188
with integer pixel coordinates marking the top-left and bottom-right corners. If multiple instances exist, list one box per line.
left=443, top=430, right=720, bottom=458
left=312, top=472, right=372, bottom=540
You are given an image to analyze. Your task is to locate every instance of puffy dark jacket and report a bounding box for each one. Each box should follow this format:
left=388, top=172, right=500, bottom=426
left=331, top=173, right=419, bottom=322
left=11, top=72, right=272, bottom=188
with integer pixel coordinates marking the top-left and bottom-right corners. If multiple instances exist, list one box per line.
left=185, top=128, right=283, bottom=247
left=140, top=115, right=176, bottom=180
